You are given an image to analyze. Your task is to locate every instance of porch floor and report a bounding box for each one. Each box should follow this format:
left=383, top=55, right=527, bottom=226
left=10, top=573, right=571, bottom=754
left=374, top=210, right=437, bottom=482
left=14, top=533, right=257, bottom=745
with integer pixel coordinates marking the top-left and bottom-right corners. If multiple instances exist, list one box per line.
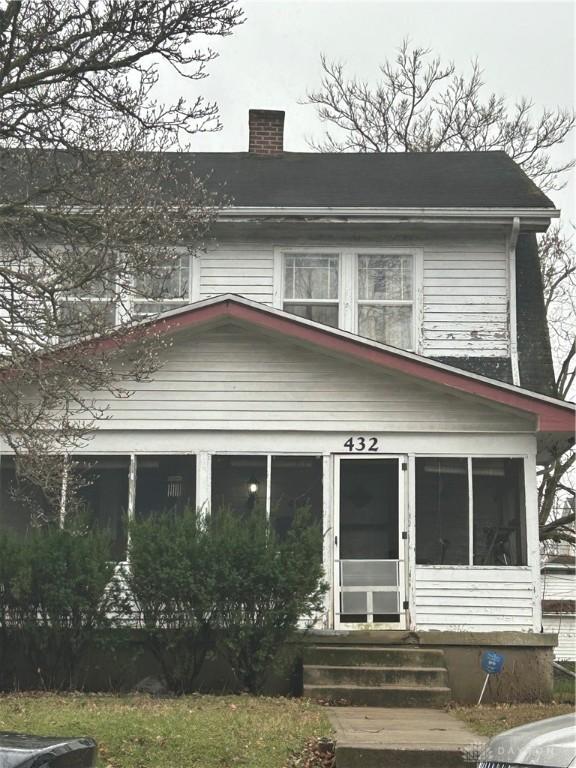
left=328, top=706, right=485, bottom=768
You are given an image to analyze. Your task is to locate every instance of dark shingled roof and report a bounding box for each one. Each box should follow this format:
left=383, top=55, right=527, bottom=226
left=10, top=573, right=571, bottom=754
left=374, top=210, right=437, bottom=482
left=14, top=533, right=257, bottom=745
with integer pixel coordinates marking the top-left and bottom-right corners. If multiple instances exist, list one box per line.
left=173, top=151, right=555, bottom=208
left=432, top=357, right=514, bottom=385
left=0, top=149, right=555, bottom=209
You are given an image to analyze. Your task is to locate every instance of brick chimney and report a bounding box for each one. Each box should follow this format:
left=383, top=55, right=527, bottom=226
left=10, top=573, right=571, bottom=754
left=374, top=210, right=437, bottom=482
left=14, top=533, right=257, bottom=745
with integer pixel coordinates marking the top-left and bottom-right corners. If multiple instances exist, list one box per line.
left=248, top=109, right=285, bottom=154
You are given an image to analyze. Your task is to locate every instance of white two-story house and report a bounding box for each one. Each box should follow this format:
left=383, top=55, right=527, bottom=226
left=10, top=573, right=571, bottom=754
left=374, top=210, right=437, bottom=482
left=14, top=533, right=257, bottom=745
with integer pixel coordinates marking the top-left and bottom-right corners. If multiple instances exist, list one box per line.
left=1, top=110, right=574, bottom=661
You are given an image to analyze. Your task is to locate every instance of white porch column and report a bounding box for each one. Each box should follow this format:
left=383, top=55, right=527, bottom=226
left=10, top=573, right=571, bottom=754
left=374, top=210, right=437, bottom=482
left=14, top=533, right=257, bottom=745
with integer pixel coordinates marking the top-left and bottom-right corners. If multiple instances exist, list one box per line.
left=196, top=451, right=211, bottom=519
left=322, top=454, right=334, bottom=629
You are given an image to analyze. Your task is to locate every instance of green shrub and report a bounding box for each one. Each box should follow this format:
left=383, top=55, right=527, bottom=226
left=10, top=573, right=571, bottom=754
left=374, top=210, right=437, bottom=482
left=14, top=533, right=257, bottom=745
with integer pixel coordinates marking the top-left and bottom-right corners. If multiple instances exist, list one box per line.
left=126, top=506, right=326, bottom=695
left=210, top=506, right=326, bottom=693
left=125, top=508, right=218, bottom=694
left=0, top=526, right=117, bottom=689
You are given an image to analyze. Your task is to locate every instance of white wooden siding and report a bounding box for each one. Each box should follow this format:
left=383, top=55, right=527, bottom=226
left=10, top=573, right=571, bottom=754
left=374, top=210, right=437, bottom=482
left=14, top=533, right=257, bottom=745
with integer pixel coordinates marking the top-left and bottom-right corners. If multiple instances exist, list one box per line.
left=421, top=236, right=508, bottom=357
left=542, top=615, right=576, bottom=660
left=414, top=566, right=535, bottom=631
left=86, top=323, right=531, bottom=432
left=199, top=243, right=274, bottom=303
left=541, top=570, right=576, bottom=601
left=199, top=231, right=508, bottom=358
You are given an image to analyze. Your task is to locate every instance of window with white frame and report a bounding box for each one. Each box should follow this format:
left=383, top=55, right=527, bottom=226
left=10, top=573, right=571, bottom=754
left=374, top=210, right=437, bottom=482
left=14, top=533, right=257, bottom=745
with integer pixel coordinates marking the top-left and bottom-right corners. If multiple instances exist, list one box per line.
left=357, top=254, right=414, bottom=349
left=132, top=254, right=191, bottom=318
left=415, top=456, right=527, bottom=567
left=58, top=263, right=118, bottom=338
left=282, top=253, right=339, bottom=328
left=280, top=250, right=417, bottom=350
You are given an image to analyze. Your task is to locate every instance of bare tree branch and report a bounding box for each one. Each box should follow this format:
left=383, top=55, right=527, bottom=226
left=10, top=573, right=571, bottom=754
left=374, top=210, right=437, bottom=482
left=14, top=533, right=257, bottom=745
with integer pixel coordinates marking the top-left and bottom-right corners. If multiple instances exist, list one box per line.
left=305, top=40, right=575, bottom=190
left=0, top=0, right=242, bottom=518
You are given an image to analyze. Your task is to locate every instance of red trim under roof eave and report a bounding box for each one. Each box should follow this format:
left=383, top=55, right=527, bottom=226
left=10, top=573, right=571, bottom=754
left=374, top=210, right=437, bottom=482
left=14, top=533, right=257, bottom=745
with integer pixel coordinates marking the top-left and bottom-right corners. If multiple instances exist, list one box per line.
left=118, top=299, right=576, bottom=433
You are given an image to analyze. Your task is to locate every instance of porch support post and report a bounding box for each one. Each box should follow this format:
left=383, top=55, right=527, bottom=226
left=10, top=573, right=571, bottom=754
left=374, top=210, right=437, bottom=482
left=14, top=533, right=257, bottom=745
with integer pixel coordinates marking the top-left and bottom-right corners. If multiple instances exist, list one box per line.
left=322, top=454, right=333, bottom=629
left=196, top=451, right=211, bottom=519
left=525, top=451, right=542, bottom=631
left=127, top=454, right=136, bottom=523
left=125, top=454, right=136, bottom=557
left=407, top=453, right=417, bottom=631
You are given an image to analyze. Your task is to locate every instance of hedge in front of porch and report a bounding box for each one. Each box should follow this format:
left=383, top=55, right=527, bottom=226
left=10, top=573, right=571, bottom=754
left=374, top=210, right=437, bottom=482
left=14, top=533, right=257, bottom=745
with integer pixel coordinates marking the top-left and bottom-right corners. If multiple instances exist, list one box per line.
left=0, top=506, right=326, bottom=694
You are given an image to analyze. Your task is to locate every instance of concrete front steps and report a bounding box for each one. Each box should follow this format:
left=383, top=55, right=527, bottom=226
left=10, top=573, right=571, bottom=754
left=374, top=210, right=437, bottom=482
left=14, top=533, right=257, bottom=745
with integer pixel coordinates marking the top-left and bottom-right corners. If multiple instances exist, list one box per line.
left=303, top=645, right=452, bottom=707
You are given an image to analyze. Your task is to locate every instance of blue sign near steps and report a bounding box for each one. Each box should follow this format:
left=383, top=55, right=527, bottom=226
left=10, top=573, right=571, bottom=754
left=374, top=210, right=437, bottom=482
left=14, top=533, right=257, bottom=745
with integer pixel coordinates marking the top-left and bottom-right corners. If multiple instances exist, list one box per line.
left=481, top=651, right=504, bottom=675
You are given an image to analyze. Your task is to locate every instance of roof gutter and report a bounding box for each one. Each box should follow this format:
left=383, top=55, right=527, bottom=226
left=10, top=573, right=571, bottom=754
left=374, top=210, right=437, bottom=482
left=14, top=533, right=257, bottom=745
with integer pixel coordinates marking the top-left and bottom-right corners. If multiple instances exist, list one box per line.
left=217, top=206, right=560, bottom=227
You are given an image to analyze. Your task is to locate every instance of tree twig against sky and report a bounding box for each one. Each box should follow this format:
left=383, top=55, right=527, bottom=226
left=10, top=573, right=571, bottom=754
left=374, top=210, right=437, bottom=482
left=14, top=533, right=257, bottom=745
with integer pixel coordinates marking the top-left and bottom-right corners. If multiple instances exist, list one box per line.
left=538, top=226, right=575, bottom=547
left=0, top=0, right=242, bottom=512
left=306, top=40, right=575, bottom=191
left=306, top=40, right=575, bottom=544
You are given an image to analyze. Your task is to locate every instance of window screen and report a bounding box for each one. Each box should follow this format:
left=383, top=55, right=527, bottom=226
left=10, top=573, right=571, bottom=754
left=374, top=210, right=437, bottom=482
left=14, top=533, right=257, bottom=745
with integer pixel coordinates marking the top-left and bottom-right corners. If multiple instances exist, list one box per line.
left=473, top=458, right=526, bottom=566
left=135, top=455, right=196, bottom=519
left=416, top=458, right=469, bottom=565
left=73, top=456, right=130, bottom=560
left=211, top=455, right=267, bottom=515
left=270, top=456, right=323, bottom=540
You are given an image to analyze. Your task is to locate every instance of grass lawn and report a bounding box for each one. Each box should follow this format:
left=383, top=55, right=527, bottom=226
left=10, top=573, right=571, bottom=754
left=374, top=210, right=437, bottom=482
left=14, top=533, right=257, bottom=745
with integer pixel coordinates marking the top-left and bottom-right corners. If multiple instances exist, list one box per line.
left=453, top=702, right=575, bottom=739
left=454, top=661, right=575, bottom=738
left=0, top=693, right=332, bottom=768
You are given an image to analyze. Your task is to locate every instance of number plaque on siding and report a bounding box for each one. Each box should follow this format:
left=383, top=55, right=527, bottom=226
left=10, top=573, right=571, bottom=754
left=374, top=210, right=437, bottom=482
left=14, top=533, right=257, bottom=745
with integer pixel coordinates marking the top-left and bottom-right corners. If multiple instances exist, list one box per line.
left=343, top=437, right=380, bottom=452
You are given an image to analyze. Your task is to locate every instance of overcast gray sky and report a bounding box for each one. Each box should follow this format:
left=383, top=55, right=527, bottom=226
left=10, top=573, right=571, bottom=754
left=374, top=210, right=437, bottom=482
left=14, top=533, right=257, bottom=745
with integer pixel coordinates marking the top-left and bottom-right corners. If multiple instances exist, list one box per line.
left=161, top=0, right=575, bottom=216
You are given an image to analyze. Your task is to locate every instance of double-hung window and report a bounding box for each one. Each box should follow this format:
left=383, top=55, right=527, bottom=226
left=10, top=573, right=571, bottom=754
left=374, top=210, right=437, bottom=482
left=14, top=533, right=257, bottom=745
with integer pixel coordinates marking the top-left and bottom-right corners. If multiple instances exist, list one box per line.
left=357, top=254, right=414, bottom=349
left=132, top=254, right=191, bottom=318
left=282, top=253, right=339, bottom=328
left=279, top=249, right=417, bottom=350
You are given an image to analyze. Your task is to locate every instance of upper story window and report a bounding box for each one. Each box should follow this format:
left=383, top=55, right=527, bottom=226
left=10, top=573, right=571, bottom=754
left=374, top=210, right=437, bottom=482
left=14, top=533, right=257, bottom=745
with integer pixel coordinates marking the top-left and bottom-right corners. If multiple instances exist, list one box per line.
left=358, top=254, right=414, bottom=349
left=278, top=249, right=417, bottom=350
left=283, top=253, right=339, bottom=328
left=132, top=254, right=191, bottom=318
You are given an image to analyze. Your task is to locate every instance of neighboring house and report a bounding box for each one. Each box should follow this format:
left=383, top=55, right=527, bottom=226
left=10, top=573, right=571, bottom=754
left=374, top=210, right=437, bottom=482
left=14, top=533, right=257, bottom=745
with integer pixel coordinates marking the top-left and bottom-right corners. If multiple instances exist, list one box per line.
left=542, top=549, right=576, bottom=661
left=0, top=110, right=574, bottom=661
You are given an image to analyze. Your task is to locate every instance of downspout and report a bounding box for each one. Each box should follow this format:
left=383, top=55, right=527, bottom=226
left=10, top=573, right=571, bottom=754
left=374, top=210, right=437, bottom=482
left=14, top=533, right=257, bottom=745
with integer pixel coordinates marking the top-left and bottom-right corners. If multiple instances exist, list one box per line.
left=508, top=216, right=521, bottom=386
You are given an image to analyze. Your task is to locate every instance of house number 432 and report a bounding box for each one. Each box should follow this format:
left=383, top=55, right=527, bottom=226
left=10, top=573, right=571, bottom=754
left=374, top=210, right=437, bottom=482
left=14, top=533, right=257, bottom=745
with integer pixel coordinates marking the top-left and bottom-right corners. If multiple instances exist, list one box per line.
left=343, top=437, right=379, bottom=452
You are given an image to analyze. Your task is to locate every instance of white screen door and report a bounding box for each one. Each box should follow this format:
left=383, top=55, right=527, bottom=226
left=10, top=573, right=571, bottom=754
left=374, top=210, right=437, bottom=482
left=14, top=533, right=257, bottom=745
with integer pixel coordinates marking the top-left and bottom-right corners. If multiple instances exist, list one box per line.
left=334, top=456, right=407, bottom=629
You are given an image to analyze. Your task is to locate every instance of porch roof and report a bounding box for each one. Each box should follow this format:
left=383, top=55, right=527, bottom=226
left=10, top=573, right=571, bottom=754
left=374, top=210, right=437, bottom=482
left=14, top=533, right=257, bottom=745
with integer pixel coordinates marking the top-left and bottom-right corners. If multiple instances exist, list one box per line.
left=117, top=294, right=574, bottom=435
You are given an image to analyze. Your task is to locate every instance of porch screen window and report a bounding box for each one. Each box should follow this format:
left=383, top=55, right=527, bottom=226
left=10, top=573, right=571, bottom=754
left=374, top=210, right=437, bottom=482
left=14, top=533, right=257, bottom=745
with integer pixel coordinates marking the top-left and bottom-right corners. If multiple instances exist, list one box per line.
left=132, top=255, right=190, bottom=317
left=415, top=458, right=469, bottom=565
left=415, top=457, right=527, bottom=566
left=283, top=254, right=339, bottom=327
left=473, top=459, right=526, bottom=566
left=270, top=456, right=323, bottom=540
left=211, top=455, right=267, bottom=514
left=357, top=255, right=414, bottom=349
left=135, top=455, right=196, bottom=518
left=73, top=456, right=130, bottom=561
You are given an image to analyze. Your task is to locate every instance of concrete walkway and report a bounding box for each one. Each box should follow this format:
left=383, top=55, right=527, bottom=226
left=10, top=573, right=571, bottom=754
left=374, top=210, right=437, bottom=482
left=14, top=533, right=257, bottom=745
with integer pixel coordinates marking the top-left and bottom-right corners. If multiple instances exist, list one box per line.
left=327, top=706, right=486, bottom=768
